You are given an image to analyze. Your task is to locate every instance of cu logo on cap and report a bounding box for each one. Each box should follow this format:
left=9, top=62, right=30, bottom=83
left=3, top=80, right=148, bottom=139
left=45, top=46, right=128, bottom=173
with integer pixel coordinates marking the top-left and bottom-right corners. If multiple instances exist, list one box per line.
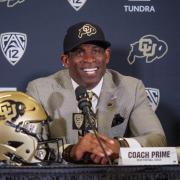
left=78, top=24, right=97, bottom=39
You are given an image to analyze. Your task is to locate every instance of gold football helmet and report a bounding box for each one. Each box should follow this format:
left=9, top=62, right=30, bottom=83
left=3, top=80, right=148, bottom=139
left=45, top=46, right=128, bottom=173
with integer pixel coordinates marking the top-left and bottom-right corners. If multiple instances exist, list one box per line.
left=0, top=91, right=63, bottom=166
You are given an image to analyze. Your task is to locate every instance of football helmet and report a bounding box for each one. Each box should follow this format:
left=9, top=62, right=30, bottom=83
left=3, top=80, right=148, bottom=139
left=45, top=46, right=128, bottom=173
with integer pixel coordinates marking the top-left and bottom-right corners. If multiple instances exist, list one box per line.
left=0, top=91, right=63, bottom=166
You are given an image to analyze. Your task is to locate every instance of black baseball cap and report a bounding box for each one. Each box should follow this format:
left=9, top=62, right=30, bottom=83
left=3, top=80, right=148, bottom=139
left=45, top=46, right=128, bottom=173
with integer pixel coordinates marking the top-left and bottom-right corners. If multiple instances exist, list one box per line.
left=63, top=22, right=111, bottom=53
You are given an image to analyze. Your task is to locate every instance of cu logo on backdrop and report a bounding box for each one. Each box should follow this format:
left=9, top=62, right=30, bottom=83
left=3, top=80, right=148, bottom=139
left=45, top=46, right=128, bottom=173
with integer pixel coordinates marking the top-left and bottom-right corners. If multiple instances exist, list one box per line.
left=0, top=32, right=27, bottom=66
left=127, top=35, right=168, bottom=65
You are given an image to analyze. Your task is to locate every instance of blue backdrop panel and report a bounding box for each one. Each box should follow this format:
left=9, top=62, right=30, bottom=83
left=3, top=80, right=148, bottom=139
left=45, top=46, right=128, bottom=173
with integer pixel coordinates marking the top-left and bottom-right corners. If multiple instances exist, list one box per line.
left=0, top=0, right=180, bottom=146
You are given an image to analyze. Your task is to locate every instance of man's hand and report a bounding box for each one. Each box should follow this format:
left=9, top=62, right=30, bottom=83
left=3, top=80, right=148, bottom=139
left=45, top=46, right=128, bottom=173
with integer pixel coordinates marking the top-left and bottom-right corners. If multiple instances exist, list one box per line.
left=70, top=133, right=120, bottom=164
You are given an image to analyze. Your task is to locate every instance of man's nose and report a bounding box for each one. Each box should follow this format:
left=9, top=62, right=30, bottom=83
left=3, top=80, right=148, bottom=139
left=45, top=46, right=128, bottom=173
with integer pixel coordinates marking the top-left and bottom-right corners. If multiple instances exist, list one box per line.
left=83, top=51, right=95, bottom=63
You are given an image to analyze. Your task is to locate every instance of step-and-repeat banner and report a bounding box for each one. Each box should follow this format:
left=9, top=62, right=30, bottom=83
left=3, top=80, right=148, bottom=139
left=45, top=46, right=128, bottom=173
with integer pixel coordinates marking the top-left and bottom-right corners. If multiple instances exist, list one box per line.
left=0, top=0, right=179, bottom=146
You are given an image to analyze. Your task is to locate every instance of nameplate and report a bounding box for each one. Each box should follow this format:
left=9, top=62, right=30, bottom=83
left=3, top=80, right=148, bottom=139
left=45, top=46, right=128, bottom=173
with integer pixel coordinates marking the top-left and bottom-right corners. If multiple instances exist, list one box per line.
left=119, top=147, right=178, bottom=165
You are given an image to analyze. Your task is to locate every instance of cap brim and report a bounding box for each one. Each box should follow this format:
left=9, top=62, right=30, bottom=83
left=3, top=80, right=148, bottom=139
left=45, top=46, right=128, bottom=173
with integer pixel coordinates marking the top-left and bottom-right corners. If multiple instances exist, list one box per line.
left=65, top=40, right=111, bottom=53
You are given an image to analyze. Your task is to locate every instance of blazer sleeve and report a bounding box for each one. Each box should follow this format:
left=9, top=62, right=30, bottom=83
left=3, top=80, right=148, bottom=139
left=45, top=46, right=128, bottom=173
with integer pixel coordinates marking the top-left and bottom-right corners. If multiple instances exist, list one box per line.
left=128, top=80, right=167, bottom=147
left=26, top=81, right=42, bottom=104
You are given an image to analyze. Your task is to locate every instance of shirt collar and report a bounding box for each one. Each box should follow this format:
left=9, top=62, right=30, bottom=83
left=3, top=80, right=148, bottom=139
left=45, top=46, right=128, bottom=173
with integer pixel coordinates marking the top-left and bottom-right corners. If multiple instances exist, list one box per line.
left=71, top=78, right=103, bottom=98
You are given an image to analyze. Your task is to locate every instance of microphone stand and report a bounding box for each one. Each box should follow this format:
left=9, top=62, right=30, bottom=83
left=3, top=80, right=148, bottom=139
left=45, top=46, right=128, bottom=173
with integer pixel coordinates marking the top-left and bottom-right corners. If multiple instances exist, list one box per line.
left=75, top=86, right=112, bottom=165
left=85, top=109, right=112, bottom=165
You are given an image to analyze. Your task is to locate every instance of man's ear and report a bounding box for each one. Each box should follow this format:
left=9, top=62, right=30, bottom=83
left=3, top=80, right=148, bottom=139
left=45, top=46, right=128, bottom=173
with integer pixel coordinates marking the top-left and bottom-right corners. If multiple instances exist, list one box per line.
left=105, top=48, right=111, bottom=64
left=61, top=54, right=69, bottom=68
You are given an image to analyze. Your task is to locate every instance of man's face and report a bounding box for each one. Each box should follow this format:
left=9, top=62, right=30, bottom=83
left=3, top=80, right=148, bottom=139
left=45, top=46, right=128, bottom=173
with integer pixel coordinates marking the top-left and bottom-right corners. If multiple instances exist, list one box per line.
left=61, top=44, right=110, bottom=89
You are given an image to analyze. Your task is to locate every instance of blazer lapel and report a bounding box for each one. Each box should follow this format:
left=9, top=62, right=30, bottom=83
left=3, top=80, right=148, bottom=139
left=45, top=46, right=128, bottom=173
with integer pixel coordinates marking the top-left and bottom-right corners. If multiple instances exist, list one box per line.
left=96, top=71, right=119, bottom=136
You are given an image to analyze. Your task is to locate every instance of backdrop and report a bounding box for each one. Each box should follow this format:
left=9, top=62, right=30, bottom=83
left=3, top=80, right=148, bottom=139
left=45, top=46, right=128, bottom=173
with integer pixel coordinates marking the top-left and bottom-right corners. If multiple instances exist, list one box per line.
left=0, top=0, right=179, bottom=146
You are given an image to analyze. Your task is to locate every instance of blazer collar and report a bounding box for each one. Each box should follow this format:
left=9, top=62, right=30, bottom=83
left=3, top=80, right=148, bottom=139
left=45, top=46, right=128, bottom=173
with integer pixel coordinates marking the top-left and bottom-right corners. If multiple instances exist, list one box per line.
left=55, top=69, right=74, bottom=90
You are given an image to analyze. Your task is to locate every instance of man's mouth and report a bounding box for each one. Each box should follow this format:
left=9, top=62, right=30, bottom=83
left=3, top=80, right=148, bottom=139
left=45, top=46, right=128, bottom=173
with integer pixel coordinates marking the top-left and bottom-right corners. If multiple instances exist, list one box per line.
left=82, top=67, right=98, bottom=74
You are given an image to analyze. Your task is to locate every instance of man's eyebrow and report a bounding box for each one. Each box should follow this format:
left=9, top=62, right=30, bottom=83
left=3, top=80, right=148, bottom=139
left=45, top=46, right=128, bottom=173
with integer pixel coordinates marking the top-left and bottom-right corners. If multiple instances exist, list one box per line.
left=70, top=46, right=83, bottom=52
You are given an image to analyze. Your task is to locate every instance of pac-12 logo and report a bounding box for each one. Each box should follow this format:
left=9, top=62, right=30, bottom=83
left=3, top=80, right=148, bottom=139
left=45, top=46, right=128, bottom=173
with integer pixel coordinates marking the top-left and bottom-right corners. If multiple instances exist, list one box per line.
left=0, top=32, right=27, bottom=66
left=67, top=0, right=87, bottom=11
left=127, top=35, right=168, bottom=65
left=145, top=88, right=160, bottom=111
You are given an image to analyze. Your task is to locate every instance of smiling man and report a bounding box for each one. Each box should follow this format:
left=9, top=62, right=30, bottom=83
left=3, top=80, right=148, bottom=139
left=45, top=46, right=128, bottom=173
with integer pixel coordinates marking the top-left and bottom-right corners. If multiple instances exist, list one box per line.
left=61, top=43, right=110, bottom=89
left=26, top=22, right=166, bottom=165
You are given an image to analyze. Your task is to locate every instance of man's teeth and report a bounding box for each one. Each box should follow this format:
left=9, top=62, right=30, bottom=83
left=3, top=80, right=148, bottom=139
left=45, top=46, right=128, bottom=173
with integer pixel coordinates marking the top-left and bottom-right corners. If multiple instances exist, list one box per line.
left=83, top=68, right=97, bottom=72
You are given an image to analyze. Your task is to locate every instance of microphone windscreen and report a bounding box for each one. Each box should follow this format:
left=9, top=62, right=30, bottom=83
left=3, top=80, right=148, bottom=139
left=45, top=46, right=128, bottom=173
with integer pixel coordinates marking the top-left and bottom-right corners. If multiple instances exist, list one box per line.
left=75, top=86, right=87, bottom=101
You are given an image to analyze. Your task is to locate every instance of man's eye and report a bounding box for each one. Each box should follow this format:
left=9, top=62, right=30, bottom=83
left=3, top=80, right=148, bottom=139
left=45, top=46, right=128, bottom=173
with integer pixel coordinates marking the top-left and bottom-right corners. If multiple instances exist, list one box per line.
left=75, top=49, right=84, bottom=57
left=93, top=48, right=104, bottom=55
left=93, top=49, right=99, bottom=54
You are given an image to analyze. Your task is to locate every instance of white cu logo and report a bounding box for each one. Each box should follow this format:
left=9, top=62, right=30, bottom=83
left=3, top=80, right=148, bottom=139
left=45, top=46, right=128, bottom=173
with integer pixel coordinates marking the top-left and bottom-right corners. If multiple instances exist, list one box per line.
left=127, top=35, right=168, bottom=65
left=139, top=38, right=157, bottom=57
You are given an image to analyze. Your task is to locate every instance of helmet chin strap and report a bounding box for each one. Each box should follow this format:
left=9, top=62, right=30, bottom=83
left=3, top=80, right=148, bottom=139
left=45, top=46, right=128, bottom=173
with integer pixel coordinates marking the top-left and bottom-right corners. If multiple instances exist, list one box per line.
left=6, top=152, right=48, bottom=166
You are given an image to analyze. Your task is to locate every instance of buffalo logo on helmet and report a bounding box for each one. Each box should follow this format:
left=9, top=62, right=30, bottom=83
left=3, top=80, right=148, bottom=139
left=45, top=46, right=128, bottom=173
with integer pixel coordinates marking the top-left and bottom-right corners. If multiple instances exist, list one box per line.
left=127, top=35, right=168, bottom=65
left=0, top=32, right=27, bottom=66
left=78, top=24, right=97, bottom=39
left=0, top=100, right=25, bottom=121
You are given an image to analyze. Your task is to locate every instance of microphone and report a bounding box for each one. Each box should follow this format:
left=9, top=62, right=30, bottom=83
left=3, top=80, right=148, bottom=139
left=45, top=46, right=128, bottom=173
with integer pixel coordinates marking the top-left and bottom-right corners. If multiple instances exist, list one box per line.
left=75, top=86, right=92, bottom=114
left=75, top=86, right=112, bottom=165
left=75, top=86, right=95, bottom=132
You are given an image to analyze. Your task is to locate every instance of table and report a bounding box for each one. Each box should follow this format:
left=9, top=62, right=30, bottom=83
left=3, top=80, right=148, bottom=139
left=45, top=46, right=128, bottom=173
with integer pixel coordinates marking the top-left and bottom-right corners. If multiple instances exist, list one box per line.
left=1, top=164, right=180, bottom=180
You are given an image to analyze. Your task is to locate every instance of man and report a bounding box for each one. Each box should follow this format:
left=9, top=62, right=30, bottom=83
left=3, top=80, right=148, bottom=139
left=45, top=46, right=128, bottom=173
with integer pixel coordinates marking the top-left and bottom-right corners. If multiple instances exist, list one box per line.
left=26, top=22, right=166, bottom=165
